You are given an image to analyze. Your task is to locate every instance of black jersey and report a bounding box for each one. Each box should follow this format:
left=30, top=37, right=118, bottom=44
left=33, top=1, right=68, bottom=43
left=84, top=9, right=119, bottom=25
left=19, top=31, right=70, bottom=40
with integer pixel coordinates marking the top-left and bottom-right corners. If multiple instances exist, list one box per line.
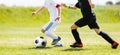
left=75, top=0, right=95, bottom=18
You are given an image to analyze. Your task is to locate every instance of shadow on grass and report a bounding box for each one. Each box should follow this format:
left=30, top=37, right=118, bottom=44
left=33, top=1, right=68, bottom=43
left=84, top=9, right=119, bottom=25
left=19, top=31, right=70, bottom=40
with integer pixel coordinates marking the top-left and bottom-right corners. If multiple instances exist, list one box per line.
left=62, top=48, right=90, bottom=51
left=27, top=47, right=53, bottom=50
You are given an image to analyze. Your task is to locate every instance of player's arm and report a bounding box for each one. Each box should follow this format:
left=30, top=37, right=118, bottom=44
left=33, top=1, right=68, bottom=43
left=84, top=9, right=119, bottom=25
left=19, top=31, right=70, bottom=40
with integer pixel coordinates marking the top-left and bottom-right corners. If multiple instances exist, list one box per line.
left=55, top=4, right=61, bottom=21
left=61, top=3, right=77, bottom=9
left=32, top=6, right=45, bottom=16
left=88, top=0, right=95, bottom=8
left=57, top=4, right=61, bottom=17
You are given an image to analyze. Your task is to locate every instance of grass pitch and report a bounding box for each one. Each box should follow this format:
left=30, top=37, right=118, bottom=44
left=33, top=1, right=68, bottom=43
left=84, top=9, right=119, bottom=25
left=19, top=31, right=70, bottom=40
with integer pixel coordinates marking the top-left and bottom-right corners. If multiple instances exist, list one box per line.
left=0, top=6, right=120, bottom=55
left=0, top=23, right=120, bottom=55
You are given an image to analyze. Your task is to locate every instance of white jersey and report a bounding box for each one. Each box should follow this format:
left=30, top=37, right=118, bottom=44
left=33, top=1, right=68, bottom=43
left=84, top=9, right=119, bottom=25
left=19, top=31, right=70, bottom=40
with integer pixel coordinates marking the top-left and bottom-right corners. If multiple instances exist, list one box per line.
left=44, top=0, right=60, bottom=21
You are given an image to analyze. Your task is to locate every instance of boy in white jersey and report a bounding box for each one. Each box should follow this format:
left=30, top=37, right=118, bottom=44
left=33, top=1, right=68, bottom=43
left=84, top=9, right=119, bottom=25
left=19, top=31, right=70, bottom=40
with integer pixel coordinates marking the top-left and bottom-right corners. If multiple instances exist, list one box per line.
left=32, top=0, right=62, bottom=47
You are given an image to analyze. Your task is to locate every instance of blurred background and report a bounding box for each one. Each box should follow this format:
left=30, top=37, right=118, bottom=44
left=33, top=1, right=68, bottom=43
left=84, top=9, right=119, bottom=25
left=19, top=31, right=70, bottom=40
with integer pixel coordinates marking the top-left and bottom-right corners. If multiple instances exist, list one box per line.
left=0, top=0, right=120, bottom=26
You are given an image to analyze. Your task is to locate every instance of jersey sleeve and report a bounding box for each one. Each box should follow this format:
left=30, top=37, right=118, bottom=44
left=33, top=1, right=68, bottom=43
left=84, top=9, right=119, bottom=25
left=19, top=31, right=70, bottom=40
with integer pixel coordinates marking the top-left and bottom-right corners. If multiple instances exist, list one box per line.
left=75, top=2, right=81, bottom=8
left=52, top=0, right=60, bottom=8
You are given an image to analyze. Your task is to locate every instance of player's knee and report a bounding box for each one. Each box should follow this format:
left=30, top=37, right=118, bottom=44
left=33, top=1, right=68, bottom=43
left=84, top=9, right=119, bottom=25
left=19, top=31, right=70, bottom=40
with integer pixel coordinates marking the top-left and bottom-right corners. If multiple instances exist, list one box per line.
left=41, top=29, right=45, bottom=33
left=94, top=28, right=101, bottom=34
left=44, top=31, right=51, bottom=36
left=44, top=31, right=48, bottom=36
left=71, top=24, right=78, bottom=30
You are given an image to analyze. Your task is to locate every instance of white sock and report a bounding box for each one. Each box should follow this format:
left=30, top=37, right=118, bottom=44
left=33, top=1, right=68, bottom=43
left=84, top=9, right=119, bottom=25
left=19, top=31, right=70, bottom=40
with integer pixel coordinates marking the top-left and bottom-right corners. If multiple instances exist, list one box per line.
left=45, top=31, right=58, bottom=39
left=55, top=42, right=62, bottom=45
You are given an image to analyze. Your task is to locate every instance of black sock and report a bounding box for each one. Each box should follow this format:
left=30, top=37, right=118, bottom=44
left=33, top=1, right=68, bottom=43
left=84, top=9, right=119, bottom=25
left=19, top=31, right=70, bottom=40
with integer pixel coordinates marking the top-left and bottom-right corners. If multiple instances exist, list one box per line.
left=71, top=29, right=82, bottom=44
left=99, top=31, right=114, bottom=44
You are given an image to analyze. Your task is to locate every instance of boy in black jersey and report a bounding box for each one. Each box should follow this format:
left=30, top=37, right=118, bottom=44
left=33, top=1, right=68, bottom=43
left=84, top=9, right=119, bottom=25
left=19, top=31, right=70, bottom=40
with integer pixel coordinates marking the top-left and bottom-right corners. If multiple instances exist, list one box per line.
left=62, top=0, right=119, bottom=49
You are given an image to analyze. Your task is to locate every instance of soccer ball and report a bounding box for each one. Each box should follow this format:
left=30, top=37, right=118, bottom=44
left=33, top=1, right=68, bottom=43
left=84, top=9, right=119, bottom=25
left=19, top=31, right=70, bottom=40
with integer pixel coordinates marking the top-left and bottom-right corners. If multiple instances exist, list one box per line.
left=34, top=36, right=47, bottom=48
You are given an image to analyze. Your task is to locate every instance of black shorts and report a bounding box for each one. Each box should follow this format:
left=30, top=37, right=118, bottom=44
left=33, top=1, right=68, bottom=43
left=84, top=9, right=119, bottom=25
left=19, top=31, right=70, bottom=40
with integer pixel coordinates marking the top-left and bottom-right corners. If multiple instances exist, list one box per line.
left=75, top=16, right=100, bottom=29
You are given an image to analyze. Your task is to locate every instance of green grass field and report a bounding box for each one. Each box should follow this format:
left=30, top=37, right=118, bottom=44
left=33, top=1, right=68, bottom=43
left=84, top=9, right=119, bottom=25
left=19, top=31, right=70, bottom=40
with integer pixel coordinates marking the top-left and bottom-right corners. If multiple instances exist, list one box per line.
left=0, top=23, right=120, bottom=55
left=0, top=6, right=120, bottom=55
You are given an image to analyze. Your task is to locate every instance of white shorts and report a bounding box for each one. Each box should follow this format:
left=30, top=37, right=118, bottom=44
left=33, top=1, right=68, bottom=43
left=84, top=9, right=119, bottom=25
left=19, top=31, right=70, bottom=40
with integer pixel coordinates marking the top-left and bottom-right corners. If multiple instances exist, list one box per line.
left=42, top=20, right=60, bottom=32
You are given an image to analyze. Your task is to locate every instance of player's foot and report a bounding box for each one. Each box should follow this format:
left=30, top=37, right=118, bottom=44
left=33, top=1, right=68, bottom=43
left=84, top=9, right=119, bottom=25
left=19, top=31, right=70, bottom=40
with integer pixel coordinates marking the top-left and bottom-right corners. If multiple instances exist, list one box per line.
left=112, top=41, right=119, bottom=49
left=54, top=43, right=63, bottom=47
left=70, top=42, right=83, bottom=48
left=51, top=36, right=61, bottom=45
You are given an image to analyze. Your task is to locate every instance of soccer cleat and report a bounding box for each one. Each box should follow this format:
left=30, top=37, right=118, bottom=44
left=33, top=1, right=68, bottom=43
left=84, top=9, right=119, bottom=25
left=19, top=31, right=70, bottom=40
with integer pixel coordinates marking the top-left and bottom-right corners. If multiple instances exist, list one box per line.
left=70, top=42, right=83, bottom=48
left=54, top=43, right=63, bottom=47
left=51, top=36, right=61, bottom=45
left=112, top=41, right=119, bottom=49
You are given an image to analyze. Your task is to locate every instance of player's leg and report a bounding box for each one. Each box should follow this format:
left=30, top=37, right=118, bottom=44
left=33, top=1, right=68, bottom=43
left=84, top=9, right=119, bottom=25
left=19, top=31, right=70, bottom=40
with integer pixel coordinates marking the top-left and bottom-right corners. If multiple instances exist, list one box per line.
left=94, top=28, right=119, bottom=49
left=42, top=21, right=62, bottom=46
left=88, top=18, right=119, bottom=49
left=70, top=18, right=87, bottom=48
left=45, top=30, right=62, bottom=45
left=70, top=24, right=83, bottom=48
left=44, top=30, right=58, bottom=39
left=41, top=21, right=57, bottom=39
left=94, top=28, right=114, bottom=44
left=41, top=29, right=45, bottom=33
left=48, top=21, right=62, bottom=45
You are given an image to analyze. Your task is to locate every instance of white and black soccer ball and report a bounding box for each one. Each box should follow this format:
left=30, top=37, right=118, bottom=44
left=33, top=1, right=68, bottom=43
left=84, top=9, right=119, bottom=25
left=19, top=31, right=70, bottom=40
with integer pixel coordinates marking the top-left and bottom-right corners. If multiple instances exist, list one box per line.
left=34, top=36, right=47, bottom=48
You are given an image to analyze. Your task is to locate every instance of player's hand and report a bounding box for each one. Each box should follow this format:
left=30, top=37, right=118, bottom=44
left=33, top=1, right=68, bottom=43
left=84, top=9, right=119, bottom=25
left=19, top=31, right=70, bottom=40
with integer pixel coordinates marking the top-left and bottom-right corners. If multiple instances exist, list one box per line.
left=90, top=4, right=95, bottom=8
left=32, top=12, right=37, bottom=16
left=55, top=16, right=60, bottom=21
